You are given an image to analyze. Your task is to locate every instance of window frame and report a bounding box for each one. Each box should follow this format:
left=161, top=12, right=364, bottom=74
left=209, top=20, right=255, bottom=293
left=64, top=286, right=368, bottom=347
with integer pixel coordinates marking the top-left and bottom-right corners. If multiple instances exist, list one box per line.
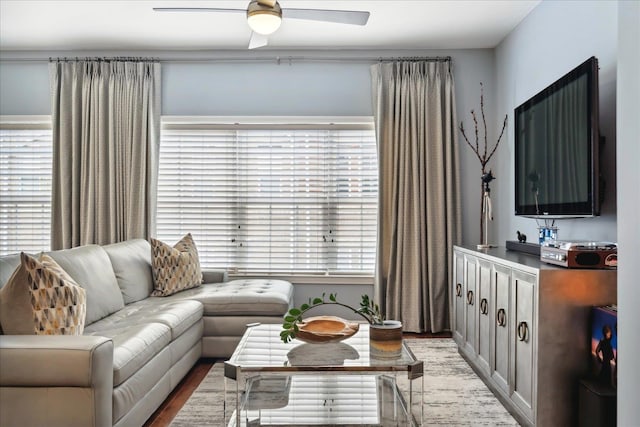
left=159, top=116, right=378, bottom=284
left=0, top=115, right=53, bottom=256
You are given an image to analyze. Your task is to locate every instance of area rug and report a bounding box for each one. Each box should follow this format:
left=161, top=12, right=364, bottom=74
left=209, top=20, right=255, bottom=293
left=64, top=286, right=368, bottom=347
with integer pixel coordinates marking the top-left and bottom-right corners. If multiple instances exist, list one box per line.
left=170, top=339, right=519, bottom=426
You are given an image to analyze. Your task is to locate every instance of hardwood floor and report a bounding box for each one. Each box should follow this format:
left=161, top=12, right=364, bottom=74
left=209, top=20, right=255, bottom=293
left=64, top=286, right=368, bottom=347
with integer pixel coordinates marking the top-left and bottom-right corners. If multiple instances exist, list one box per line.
left=143, top=331, right=452, bottom=427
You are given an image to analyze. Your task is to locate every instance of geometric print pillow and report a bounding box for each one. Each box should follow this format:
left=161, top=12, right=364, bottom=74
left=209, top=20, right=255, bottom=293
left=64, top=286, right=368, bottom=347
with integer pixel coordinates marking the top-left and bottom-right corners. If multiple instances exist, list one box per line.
left=22, top=252, right=87, bottom=335
left=150, top=233, right=203, bottom=297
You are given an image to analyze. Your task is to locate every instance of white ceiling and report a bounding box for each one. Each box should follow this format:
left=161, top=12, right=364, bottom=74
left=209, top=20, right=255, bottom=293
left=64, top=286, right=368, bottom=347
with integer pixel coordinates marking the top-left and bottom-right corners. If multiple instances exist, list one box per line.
left=0, top=1, right=540, bottom=51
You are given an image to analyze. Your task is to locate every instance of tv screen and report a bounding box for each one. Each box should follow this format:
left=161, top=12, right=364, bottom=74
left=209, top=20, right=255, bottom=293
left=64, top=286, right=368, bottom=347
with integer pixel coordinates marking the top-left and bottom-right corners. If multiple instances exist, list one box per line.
left=514, top=57, right=600, bottom=218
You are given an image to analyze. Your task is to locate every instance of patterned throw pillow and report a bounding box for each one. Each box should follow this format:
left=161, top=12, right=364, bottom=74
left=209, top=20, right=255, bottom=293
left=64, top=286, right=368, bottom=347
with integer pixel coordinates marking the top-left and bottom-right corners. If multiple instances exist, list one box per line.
left=0, top=253, right=87, bottom=335
left=150, top=233, right=203, bottom=297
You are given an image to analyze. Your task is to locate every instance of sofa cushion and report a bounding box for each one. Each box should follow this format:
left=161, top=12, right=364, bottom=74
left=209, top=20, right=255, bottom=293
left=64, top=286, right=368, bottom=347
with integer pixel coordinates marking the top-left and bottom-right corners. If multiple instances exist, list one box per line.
left=0, top=253, right=22, bottom=289
left=84, top=321, right=171, bottom=386
left=48, top=245, right=124, bottom=325
left=84, top=299, right=203, bottom=341
left=0, top=258, right=31, bottom=334
left=0, top=253, right=87, bottom=335
left=168, top=279, right=293, bottom=316
left=103, top=239, right=153, bottom=304
left=150, top=233, right=202, bottom=297
left=112, top=345, right=171, bottom=423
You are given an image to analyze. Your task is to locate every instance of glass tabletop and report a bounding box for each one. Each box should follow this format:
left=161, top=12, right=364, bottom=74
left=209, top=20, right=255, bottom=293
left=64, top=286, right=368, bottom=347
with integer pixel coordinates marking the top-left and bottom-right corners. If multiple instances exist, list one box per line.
left=224, top=324, right=423, bottom=379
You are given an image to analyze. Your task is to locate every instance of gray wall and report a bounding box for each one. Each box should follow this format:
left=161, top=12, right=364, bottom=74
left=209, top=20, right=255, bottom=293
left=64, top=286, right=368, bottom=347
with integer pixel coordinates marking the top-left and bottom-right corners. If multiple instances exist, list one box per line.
left=616, top=1, right=640, bottom=423
left=163, top=59, right=370, bottom=116
left=0, top=61, right=50, bottom=114
left=494, top=1, right=618, bottom=244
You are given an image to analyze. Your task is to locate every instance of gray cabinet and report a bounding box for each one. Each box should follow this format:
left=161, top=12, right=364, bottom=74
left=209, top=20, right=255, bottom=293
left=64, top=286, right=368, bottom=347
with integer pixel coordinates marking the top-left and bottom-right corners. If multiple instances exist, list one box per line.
left=511, top=269, right=536, bottom=421
left=463, top=254, right=478, bottom=355
left=476, top=259, right=492, bottom=374
left=452, top=250, right=465, bottom=345
left=451, top=245, right=617, bottom=427
left=491, top=262, right=511, bottom=394
left=452, top=250, right=479, bottom=354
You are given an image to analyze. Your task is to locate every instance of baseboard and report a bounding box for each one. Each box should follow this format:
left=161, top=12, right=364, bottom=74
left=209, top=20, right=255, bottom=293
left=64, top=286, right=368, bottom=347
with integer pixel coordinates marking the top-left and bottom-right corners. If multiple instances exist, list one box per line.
left=506, top=240, right=541, bottom=256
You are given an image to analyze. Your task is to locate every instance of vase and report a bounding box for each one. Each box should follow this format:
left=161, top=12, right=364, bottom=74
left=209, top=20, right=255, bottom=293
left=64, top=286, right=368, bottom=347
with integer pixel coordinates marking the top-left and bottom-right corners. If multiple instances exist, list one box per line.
left=369, top=320, right=403, bottom=359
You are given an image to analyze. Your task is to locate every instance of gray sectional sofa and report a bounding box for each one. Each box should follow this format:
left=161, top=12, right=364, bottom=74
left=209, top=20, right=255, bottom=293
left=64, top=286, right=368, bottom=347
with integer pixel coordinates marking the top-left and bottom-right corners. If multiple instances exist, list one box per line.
left=0, top=239, right=294, bottom=427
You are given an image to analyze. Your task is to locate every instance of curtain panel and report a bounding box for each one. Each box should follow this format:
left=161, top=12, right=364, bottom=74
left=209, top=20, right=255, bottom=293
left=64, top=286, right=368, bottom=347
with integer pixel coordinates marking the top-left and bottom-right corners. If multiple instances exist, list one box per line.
left=49, top=59, right=161, bottom=249
left=371, top=60, right=461, bottom=333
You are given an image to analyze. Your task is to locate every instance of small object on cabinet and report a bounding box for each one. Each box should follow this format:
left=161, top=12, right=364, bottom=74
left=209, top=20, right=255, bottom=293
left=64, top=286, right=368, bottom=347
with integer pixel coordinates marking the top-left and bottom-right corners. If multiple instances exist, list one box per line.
left=517, top=230, right=527, bottom=243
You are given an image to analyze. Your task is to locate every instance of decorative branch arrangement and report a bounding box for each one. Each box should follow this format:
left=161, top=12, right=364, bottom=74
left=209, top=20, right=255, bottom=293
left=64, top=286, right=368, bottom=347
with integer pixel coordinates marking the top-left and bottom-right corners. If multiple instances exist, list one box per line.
left=459, top=83, right=508, bottom=244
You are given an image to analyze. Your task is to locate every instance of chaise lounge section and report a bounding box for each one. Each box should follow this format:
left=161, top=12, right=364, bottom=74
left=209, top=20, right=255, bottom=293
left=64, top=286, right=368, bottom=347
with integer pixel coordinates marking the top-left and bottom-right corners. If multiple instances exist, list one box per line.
left=0, top=238, right=294, bottom=427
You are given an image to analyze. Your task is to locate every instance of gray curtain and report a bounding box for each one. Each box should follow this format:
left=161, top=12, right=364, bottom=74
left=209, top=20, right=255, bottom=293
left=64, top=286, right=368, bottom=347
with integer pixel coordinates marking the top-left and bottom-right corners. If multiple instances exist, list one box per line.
left=371, top=60, right=461, bottom=333
left=49, top=59, right=161, bottom=249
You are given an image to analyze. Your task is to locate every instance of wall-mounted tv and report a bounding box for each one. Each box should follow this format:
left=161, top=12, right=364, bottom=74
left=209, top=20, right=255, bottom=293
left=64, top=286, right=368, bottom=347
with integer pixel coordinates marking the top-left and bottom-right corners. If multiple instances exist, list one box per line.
left=514, top=56, right=600, bottom=218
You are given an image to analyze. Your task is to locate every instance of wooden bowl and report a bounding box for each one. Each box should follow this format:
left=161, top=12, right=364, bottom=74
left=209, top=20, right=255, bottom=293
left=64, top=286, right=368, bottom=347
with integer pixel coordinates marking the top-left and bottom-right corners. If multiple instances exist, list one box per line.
left=295, top=316, right=360, bottom=343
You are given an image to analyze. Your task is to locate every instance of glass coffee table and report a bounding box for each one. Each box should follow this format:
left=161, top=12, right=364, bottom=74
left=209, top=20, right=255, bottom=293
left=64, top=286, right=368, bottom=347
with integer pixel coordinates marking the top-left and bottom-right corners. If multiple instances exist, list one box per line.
left=224, top=324, right=423, bottom=426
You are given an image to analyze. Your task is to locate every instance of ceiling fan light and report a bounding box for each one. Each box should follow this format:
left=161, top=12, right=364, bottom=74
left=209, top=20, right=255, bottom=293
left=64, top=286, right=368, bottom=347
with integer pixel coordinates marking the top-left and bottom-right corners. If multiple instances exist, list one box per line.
left=247, top=1, right=282, bottom=35
left=247, top=13, right=281, bottom=35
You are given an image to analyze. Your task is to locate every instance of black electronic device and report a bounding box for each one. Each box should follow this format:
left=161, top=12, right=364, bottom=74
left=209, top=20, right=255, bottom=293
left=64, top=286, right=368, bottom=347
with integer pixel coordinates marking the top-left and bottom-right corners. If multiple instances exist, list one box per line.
left=506, top=240, right=541, bottom=256
left=514, top=57, right=601, bottom=218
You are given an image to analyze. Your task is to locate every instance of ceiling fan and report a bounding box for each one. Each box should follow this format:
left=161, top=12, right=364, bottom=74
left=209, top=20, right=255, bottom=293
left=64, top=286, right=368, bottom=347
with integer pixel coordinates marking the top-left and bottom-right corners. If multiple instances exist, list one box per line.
left=153, top=0, right=370, bottom=49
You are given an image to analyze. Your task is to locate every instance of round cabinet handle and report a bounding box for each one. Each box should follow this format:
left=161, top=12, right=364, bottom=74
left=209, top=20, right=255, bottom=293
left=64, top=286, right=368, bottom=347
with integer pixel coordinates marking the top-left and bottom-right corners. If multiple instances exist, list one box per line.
left=496, top=308, right=506, bottom=327
left=517, top=321, right=529, bottom=342
left=480, top=298, right=488, bottom=315
left=466, top=290, right=474, bottom=305
left=455, top=283, right=462, bottom=297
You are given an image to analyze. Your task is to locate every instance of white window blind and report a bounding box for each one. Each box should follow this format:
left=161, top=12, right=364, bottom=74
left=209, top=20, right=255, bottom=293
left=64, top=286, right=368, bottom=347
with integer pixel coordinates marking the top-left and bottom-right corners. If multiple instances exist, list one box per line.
left=157, top=118, right=378, bottom=275
left=0, top=119, right=52, bottom=255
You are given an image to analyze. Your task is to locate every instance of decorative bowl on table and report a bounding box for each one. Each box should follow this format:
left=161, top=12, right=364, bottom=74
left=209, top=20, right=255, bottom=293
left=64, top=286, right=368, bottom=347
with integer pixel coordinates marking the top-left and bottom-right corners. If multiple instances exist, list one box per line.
left=294, top=315, right=360, bottom=343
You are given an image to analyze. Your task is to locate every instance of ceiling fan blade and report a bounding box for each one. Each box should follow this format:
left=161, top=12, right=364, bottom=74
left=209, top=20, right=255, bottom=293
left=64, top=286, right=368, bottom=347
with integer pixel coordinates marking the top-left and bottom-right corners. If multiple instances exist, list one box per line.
left=282, top=8, right=370, bottom=26
left=248, top=32, right=269, bottom=50
left=152, top=7, right=245, bottom=13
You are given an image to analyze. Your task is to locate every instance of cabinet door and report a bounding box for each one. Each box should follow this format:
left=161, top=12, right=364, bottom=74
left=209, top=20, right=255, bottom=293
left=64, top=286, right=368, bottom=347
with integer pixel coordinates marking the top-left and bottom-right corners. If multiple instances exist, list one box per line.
left=452, top=250, right=466, bottom=346
left=510, top=269, right=536, bottom=421
left=463, top=254, right=478, bottom=355
left=491, top=263, right=511, bottom=394
left=476, top=259, right=492, bottom=374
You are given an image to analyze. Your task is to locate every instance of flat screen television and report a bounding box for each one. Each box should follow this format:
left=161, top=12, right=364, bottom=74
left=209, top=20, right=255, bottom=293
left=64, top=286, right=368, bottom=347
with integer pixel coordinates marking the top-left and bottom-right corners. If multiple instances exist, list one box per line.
left=514, top=56, right=600, bottom=218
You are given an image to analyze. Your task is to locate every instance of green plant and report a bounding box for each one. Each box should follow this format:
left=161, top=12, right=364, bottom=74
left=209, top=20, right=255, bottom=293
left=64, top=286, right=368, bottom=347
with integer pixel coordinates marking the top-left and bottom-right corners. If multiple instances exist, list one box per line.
left=280, top=293, right=385, bottom=343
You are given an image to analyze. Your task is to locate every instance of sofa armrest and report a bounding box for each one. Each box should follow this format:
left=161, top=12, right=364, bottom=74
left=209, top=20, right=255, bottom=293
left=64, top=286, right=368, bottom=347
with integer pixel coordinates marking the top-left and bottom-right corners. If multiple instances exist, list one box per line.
left=202, top=268, right=228, bottom=284
left=0, top=335, right=113, bottom=427
left=0, top=335, right=113, bottom=386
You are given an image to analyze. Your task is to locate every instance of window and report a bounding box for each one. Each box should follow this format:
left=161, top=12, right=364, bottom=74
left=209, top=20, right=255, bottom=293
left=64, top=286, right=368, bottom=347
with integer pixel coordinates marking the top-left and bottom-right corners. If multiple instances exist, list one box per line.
left=0, top=117, right=52, bottom=255
left=157, top=117, right=378, bottom=276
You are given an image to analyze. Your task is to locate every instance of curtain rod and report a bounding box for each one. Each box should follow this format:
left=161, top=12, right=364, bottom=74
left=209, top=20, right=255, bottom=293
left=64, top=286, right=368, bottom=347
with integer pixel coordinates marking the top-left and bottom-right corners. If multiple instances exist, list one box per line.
left=48, top=57, right=160, bottom=63
left=2, top=55, right=451, bottom=64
